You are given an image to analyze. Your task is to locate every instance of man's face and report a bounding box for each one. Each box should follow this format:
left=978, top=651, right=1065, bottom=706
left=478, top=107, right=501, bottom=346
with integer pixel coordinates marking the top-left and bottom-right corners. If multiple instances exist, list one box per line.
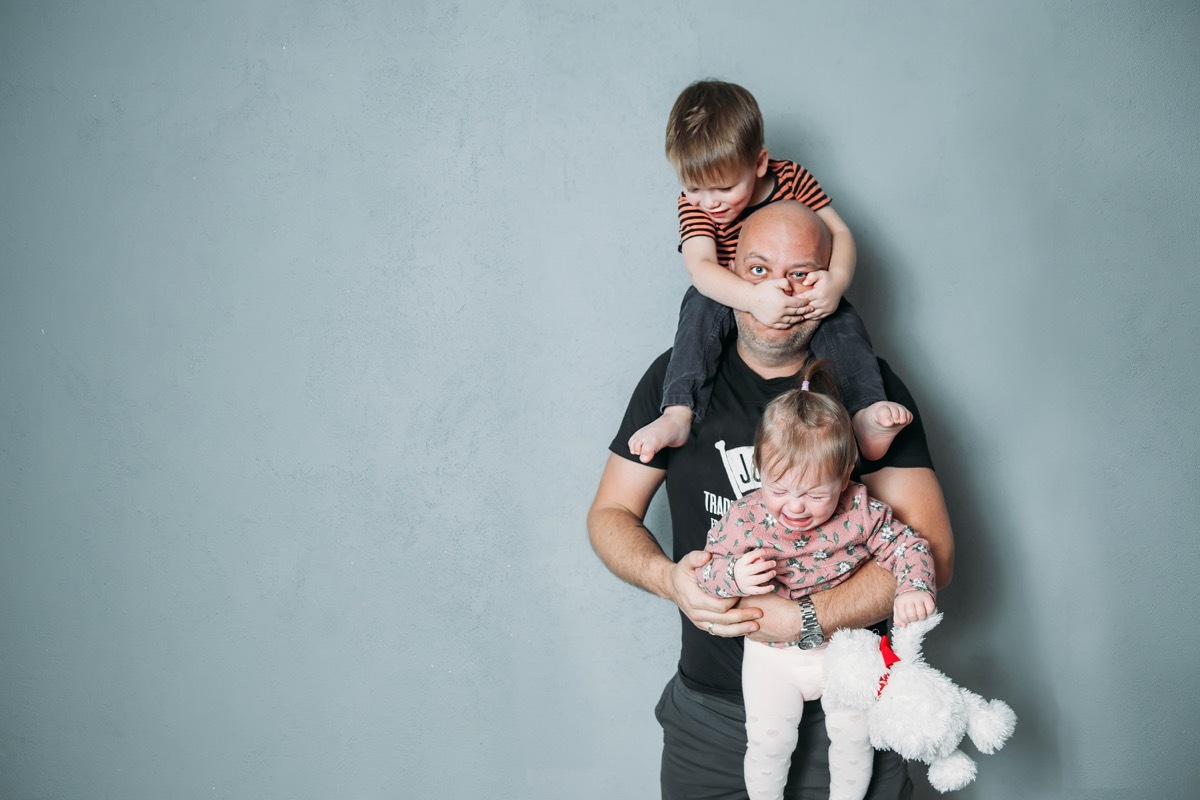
left=731, top=211, right=829, bottom=363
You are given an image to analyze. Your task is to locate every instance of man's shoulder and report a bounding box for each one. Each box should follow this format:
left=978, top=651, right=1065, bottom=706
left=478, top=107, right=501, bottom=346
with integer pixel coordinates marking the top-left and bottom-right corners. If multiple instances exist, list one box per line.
left=859, top=358, right=936, bottom=475
left=624, top=347, right=674, bottom=387
left=640, top=348, right=673, bottom=385
left=606, top=348, right=676, bottom=469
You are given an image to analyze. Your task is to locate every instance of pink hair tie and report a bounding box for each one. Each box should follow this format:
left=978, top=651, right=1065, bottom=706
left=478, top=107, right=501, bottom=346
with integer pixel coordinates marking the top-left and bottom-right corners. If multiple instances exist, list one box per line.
left=800, top=380, right=810, bottom=391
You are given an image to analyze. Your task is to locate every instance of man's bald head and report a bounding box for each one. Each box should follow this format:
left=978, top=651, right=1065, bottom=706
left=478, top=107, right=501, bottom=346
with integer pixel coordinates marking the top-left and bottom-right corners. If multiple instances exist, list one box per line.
left=734, top=200, right=832, bottom=272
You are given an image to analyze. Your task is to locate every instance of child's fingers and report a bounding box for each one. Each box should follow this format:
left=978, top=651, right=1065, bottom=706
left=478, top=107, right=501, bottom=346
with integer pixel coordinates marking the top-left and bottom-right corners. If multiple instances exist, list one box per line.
left=742, top=577, right=776, bottom=592
left=741, top=572, right=776, bottom=588
left=741, top=561, right=776, bottom=580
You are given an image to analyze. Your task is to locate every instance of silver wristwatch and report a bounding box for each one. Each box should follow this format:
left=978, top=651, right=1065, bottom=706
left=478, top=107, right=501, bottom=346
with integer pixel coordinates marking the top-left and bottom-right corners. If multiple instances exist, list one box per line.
left=796, top=597, right=825, bottom=650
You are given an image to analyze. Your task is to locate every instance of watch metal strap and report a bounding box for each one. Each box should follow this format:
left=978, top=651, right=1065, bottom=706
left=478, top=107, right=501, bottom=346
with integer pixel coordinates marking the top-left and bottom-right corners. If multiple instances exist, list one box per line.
left=797, top=596, right=821, bottom=638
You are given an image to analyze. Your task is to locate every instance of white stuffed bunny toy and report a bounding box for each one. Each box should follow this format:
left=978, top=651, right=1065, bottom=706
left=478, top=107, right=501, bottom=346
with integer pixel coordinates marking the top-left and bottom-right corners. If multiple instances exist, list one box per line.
left=822, top=612, right=1016, bottom=792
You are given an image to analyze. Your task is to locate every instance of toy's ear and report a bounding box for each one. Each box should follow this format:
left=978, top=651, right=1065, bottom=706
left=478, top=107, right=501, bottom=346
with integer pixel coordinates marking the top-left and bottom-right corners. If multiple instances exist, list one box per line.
left=891, top=611, right=943, bottom=662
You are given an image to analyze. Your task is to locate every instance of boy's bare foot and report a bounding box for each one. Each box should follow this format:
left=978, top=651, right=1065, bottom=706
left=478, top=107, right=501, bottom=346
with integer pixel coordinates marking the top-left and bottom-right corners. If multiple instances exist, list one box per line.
left=629, top=405, right=694, bottom=463
left=853, top=402, right=914, bottom=462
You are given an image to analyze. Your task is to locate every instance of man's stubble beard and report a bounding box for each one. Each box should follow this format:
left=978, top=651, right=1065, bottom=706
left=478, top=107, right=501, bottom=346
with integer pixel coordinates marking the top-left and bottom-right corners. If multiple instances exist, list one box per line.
left=733, top=311, right=820, bottom=369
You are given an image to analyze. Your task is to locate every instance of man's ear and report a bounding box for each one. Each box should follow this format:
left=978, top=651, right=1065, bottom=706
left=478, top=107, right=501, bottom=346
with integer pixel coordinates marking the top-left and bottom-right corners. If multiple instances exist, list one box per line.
left=755, top=148, right=770, bottom=177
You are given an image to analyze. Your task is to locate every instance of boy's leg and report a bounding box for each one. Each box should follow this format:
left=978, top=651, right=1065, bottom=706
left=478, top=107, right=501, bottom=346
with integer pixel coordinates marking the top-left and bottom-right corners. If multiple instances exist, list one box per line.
left=809, top=299, right=885, bottom=415
left=810, top=300, right=911, bottom=462
left=629, top=287, right=733, bottom=462
left=662, top=286, right=734, bottom=417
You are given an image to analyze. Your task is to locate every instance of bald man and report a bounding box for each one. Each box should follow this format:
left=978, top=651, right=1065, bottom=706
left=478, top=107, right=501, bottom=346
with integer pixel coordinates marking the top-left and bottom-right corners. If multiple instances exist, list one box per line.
left=588, top=201, right=955, bottom=800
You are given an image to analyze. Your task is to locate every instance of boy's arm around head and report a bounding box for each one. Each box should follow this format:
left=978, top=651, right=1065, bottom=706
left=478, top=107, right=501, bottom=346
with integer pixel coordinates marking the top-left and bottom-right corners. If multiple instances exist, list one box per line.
left=681, top=236, right=806, bottom=329
left=813, top=205, right=856, bottom=297
left=587, top=453, right=764, bottom=636
left=797, top=206, right=858, bottom=320
left=681, top=235, right=754, bottom=310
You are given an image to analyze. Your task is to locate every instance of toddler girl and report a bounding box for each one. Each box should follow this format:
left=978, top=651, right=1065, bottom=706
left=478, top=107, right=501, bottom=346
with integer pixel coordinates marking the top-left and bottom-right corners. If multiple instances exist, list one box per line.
left=695, top=361, right=936, bottom=800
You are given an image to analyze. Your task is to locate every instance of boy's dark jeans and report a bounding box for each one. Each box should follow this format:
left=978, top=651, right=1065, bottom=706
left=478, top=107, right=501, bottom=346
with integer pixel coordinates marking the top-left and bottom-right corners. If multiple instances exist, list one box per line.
left=664, top=287, right=886, bottom=419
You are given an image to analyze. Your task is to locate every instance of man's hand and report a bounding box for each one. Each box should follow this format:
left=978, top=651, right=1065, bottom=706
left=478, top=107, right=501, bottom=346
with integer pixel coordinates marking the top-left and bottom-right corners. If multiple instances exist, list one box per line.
left=796, top=270, right=844, bottom=320
left=740, top=591, right=802, bottom=644
left=671, top=551, right=764, bottom=637
left=746, top=278, right=806, bottom=329
left=732, top=549, right=777, bottom=595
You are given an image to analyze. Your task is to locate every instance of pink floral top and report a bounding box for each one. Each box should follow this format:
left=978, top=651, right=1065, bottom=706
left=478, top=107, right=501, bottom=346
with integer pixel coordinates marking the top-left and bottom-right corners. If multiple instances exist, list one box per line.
left=695, top=482, right=935, bottom=602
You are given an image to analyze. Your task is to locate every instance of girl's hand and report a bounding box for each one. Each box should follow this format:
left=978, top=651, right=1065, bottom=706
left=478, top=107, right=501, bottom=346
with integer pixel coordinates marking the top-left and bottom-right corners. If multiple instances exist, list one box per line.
left=795, top=270, right=843, bottom=321
left=893, top=591, right=936, bottom=626
left=733, top=549, right=778, bottom=595
left=669, top=551, right=763, bottom=638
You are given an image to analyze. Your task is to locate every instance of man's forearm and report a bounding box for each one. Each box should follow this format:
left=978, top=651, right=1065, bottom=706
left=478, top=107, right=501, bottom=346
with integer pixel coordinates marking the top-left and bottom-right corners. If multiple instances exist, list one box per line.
left=587, top=505, right=674, bottom=600
left=805, top=466, right=956, bottom=633
left=589, top=455, right=762, bottom=636
left=809, top=561, right=895, bottom=632
left=744, top=561, right=895, bottom=643
left=743, top=561, right=893, bottom=643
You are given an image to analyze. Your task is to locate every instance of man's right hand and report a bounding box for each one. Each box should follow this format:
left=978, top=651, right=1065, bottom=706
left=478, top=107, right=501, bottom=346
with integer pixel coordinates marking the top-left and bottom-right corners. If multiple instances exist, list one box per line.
left=669, top=550, right=764, bottom=637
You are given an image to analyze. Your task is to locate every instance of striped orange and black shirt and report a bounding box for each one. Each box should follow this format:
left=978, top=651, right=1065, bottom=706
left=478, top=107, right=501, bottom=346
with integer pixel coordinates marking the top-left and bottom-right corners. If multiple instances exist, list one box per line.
left=677, top=159, right=830, bottom=267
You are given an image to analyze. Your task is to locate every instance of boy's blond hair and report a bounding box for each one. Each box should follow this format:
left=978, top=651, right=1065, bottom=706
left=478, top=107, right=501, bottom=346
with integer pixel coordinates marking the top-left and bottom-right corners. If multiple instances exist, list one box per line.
left=753, top=361, right=857, bottom=487
left=665, top=79, right=764, bottom=186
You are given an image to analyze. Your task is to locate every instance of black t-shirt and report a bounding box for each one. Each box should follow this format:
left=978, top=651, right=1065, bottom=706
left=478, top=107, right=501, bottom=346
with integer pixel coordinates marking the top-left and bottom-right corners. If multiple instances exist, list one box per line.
left=608, top=344, right=935, bottom=697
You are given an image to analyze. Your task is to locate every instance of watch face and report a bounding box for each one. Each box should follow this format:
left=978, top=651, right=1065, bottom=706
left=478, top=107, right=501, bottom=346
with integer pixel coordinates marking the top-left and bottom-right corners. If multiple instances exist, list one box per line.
left=798, top=633, right=824, bottom=650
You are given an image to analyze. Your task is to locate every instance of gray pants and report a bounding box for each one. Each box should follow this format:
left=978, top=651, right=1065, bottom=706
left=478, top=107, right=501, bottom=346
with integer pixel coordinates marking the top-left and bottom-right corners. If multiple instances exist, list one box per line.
left=655, top=672, right=913, bottom=800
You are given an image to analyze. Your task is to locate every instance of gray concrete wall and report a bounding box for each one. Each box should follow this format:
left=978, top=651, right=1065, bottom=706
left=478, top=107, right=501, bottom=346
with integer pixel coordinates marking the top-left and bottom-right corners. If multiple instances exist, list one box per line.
left=2, top=2, right=1197, bottom=798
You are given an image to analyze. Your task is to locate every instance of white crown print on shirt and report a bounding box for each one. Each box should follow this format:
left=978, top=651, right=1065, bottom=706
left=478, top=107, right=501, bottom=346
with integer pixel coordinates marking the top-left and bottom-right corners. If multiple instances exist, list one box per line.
left=714, top=440, right=760, bottom=500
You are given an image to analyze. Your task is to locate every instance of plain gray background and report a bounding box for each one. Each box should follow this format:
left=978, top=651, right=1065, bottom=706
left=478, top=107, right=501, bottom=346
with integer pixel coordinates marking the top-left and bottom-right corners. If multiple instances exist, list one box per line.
left=2, top=1, right=1198, bottom=798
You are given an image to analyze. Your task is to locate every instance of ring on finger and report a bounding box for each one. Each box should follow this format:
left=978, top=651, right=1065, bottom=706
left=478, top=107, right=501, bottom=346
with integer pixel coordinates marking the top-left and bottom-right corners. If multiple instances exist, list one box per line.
left=705, top=622, right=715, bottom=635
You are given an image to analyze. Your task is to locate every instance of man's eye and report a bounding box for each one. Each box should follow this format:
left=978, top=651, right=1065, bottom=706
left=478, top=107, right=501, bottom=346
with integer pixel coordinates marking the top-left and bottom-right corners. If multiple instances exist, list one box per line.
left=750, top=266, right=767, bottom=275
left=789, top=271, right=808, bottom=281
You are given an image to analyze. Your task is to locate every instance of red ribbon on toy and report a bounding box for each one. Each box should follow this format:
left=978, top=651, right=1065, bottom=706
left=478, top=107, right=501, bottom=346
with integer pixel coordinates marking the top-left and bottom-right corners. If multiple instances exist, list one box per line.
left=876, top=635, right=902, bottom=698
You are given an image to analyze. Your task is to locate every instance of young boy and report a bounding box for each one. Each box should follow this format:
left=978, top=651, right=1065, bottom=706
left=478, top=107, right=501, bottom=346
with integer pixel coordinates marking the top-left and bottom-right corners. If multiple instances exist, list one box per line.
left=628, top=79, right=912, bottom=464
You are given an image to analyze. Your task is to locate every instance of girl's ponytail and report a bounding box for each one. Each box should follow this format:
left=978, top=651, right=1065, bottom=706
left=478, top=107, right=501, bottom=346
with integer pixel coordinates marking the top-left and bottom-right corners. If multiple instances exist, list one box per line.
left=754, top=360, right=856, bottom=485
